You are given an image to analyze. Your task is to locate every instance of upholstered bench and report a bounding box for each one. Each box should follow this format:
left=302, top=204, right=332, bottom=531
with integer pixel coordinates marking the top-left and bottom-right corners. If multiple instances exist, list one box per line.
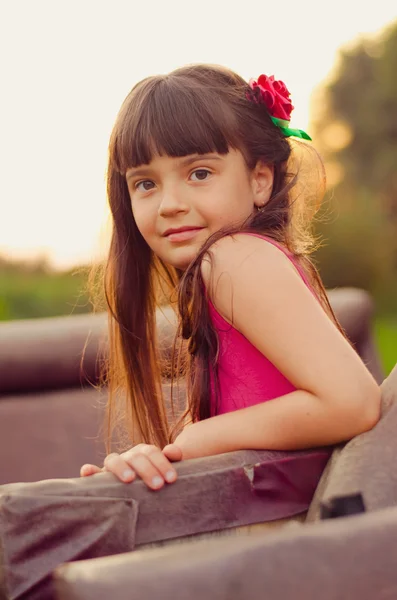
left=1, top=365, right=396, bottom=600
left=0, top=446, right=330, bottom=599
left=0, top=288, right=390, bottom=599
left=53, top=367, right=397, bottom=599
left=53, top=505, right=397, bottom=600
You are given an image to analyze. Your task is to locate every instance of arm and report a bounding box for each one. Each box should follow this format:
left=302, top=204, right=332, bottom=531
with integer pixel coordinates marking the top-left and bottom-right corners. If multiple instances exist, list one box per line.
left=171, top=235, right=381, bottom=460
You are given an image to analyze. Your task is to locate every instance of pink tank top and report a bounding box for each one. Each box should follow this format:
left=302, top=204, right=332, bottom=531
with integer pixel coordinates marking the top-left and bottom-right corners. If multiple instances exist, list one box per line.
left=209, top=234, right=319, bottom=416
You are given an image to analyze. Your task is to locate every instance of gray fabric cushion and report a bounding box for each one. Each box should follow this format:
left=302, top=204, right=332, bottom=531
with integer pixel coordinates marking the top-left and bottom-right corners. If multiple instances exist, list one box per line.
left=0, top=447, right=329, bottom=599
left=0, top=387, right=106, bottom=484
left=307, top=363, right=397, bottom=521
left=0, top=494, right=138, bottom=600
left=0, top=307, right=178, bottom=393
left=54, top=506, right=397, bottom=600
left=0, top=382, right=184, bottom=485
left=0, top=313, right=107, bottom=393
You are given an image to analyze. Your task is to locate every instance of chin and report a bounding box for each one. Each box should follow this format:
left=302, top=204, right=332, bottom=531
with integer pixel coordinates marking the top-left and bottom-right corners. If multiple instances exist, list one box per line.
left=171, top=258, right=195, bottom=271
left=166, top=251, right=199, bottom=271
left=157, top=235, right=208, bottom=270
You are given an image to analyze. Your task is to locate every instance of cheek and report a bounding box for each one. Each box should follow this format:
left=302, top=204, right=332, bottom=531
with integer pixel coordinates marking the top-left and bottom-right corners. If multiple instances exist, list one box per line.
left=131, top=203, right=156, bottom=237
left=212, top=183, right=254, bottom=223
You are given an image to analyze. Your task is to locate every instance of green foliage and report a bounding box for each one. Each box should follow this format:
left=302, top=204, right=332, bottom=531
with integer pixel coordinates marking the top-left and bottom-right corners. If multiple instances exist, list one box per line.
left=317, top=20, right=397, bottom=202
left=314, top=189, right=397, bottom=313
left=0, top=257, right=92, bottom=321
left=312, top=19, right=397, bottom=316
left=375, top=317, right=397, bottom=376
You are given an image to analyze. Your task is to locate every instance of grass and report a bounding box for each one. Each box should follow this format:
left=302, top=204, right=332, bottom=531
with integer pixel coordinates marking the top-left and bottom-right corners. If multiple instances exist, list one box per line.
left=374, top=317, right=397, bottom=376
left=0, top=268, right=92, bottom=321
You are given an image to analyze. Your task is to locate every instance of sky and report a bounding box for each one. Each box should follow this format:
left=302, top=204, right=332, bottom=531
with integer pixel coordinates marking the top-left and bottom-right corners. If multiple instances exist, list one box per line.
left=0, top=0, right=396, bottom=270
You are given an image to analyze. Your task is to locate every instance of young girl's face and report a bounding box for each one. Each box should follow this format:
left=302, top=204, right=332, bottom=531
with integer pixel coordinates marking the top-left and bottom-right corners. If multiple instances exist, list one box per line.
left=126, top=149, right=272, bottom=270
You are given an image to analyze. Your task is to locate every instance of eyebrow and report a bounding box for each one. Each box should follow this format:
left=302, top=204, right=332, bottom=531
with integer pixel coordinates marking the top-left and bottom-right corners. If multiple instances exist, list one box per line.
left=125, top=154, right=223, bottom=181
left=179, top=154, right=223, bottom=167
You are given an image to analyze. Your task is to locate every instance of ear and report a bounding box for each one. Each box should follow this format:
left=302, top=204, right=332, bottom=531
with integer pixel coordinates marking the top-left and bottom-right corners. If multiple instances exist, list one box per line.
left=251, top=162, right=274, bottom=208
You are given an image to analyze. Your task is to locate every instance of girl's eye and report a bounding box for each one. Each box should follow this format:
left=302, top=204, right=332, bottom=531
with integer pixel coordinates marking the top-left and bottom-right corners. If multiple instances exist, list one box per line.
left=190, top=169, right=211, bottom=182
left=135, top=180, right=155, bottom=192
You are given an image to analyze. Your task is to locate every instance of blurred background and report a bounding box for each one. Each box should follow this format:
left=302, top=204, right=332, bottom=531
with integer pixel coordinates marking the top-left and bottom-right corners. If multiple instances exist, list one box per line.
left=0, top=0, right=396, bottom=374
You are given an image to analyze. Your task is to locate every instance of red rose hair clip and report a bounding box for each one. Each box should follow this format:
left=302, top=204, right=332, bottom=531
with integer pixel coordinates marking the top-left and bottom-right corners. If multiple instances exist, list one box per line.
left=248, top=75, right=311, bottom=141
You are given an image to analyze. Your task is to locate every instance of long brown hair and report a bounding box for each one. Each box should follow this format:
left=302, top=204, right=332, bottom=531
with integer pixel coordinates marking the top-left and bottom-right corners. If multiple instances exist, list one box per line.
left=101, top=63, right=341, bottom=450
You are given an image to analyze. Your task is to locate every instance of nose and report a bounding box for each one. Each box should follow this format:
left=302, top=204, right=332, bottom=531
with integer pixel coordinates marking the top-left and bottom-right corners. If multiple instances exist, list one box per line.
left=158, top=186, right=189, bottom=217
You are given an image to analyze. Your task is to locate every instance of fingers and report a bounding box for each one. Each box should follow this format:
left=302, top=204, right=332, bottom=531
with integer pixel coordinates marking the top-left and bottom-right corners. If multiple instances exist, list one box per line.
left=139, top=444, right=178, bottom=484
left=83, top=445, right=180, bottom=490
left=80, top=464, right=103, bottom=477
left=103, top=453, right=137, bottom=483
left=124, top=445, right=178, bottom=489
left=103, top=445, right=178, bottom=490
left=162, top=443, right=183, bottom=462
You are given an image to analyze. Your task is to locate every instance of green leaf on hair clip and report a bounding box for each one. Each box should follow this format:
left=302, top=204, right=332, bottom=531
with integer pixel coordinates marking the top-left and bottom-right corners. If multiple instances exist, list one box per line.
left=270, top=116, right=312, bottom=141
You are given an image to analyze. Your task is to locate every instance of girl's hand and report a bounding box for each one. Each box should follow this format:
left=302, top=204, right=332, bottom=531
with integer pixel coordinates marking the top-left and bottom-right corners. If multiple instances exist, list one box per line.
left=80, top=443, right=182, bottom=490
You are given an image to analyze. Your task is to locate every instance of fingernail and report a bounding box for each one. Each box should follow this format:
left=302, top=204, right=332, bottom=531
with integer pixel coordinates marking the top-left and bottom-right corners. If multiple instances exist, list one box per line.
left=152, top=476, right=164, bottom=488
left=165, top=470, right=176, bottom=482
left=123, top=469, right=134, bottom=481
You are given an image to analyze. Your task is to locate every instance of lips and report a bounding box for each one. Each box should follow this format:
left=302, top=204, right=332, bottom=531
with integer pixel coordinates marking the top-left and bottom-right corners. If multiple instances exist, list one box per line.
left=163, top=226, right=203, bottom=237
left=163, top=226, right=204, bottom=243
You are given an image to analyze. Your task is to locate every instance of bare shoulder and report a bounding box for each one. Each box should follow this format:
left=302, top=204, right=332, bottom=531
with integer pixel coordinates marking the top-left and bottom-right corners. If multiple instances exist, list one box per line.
left=201, top=233, right=295, bottom=288
left=201, top=233, right=298, bottom=310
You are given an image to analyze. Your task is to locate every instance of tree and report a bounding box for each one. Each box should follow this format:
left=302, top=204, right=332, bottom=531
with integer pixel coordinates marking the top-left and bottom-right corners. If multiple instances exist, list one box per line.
left=314, top=20, right=397, bottom=209
left=311, top=20, right=397, bottom=313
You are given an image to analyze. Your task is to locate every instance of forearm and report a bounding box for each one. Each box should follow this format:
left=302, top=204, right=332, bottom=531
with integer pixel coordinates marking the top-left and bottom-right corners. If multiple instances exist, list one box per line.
left=175, top=388, right=380, bottom=459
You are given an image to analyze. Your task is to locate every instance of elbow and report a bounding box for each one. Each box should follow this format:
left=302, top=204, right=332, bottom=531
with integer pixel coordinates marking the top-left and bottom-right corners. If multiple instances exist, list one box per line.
left=347, top=381, right=382, bottom=437
left=362, top=383, right=382, bottom=431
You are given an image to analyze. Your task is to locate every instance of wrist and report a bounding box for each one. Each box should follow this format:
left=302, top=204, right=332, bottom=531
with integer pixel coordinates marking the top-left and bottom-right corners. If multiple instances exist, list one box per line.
left=173, top=418, right=233, bottom=460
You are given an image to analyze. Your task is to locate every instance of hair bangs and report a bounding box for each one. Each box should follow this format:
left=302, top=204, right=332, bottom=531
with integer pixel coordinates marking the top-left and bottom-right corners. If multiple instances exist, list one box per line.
left=111, top=75, right=243, bottom=173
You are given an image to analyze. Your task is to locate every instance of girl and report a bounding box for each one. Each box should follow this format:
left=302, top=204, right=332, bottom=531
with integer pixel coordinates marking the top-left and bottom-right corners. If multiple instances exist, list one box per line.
left=81, top=64, right=381, bottom=491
